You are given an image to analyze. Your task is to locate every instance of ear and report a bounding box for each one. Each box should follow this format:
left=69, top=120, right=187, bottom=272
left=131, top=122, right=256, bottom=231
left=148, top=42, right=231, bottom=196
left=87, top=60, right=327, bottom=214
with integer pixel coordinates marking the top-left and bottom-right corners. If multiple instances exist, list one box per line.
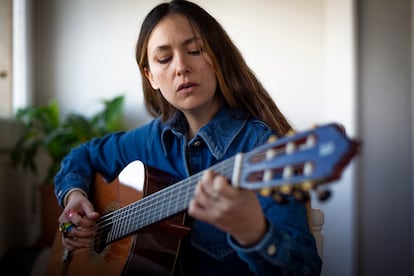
left=144, top=68, right=159, bottom=90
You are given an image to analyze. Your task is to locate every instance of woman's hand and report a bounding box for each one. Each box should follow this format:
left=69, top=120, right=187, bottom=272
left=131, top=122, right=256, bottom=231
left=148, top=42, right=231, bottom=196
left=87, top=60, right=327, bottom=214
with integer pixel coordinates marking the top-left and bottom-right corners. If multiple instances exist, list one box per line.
left=58, top=190, right=100, bottom=251
left=188, top=170, right=267, bottom=247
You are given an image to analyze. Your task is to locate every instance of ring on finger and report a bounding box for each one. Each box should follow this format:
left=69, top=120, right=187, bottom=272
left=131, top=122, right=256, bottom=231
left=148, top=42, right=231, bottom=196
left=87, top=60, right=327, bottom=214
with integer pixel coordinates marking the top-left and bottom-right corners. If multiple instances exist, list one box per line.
left=59, top=222, right=75, bottom=238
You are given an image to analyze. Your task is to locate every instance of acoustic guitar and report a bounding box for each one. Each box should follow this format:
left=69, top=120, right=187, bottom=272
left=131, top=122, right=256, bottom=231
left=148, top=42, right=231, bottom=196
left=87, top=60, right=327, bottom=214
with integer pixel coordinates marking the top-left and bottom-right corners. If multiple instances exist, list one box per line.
left=46, top=123, right=359, bottom=275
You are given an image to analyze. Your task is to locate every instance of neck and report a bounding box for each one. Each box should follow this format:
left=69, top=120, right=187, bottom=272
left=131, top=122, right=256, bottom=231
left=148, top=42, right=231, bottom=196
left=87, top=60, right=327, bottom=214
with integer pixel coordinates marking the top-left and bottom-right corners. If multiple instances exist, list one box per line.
left=184, top=102, right=221, bottom=139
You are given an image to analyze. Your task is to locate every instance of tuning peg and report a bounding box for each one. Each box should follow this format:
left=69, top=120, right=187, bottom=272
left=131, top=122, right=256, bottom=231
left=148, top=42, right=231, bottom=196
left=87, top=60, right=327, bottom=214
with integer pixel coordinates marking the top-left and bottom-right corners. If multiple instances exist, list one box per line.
left=293, top=190, right=310, bottom=203
left=280, top=185, right=293, bottom=195
left=272, top=192, right=289, bottom=204
left=317, top=189, right=332, bottom=201
left=300, top=181, right=314, bottom=191
left=286, top=129, right=296, bottom=136
left=266, top=135, right=277, bottom=143
left=259, top=187, right=272, bottom=197
left=260, top=188, right=289, bottom=204
left=335, top=123, right=346, bottom=134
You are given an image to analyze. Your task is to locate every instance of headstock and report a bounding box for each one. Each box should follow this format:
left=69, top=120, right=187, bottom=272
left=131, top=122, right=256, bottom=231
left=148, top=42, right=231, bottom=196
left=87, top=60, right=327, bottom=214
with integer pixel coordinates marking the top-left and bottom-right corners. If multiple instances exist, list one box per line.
left=238, top=123, right=360, bottom=203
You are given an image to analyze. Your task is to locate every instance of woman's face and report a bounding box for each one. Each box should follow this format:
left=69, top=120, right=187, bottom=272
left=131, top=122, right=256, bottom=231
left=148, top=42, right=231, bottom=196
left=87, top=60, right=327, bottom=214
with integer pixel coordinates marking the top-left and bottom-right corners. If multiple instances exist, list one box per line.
left=144, top=14, right=219, bottom=118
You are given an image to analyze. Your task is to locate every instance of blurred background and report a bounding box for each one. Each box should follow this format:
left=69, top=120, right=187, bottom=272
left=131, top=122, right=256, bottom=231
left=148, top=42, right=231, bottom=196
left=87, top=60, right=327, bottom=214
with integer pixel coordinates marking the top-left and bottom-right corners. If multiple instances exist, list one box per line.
left=0, top=0, right=412, bottom=275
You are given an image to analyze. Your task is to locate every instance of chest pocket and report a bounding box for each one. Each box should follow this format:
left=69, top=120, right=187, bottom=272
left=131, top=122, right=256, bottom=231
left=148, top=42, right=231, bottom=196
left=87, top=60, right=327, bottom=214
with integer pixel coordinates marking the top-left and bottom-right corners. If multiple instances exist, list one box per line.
left=190, top=220, right=234, bottom=259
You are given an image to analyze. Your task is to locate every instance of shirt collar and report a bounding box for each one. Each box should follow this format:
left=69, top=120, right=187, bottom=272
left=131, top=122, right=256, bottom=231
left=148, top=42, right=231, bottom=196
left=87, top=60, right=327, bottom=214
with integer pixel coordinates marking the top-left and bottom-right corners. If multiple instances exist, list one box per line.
left=161, top=108, right=249, bottom=160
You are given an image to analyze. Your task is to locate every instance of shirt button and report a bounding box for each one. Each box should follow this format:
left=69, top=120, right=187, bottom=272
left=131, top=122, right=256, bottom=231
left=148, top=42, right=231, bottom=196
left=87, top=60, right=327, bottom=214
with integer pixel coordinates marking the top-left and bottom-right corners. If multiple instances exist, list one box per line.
left=193, top=141, right=202, bottom=147
left=267, top=244, right=277, bottom=255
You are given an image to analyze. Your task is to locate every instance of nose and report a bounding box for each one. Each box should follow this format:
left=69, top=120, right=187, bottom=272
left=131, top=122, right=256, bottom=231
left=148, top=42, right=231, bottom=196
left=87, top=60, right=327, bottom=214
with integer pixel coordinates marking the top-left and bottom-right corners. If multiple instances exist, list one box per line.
left=175, top=53, right=190, bottom=76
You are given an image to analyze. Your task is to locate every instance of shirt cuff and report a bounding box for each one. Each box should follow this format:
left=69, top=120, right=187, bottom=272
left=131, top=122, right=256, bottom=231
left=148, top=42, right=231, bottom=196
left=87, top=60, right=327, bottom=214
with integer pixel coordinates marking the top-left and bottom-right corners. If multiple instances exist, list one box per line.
left=227, top=219, right=290, bottom=265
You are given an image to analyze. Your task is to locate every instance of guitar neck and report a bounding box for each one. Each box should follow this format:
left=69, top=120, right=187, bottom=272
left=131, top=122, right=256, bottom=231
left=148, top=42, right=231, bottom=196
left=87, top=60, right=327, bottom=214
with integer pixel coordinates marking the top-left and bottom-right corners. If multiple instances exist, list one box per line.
left=99, top=156, right=236, bottom=244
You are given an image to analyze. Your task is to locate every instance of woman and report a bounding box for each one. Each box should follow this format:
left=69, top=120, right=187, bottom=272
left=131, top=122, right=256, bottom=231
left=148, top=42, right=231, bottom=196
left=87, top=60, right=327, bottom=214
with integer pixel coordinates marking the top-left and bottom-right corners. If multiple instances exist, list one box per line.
left=54, top=0, right=322, bottom=275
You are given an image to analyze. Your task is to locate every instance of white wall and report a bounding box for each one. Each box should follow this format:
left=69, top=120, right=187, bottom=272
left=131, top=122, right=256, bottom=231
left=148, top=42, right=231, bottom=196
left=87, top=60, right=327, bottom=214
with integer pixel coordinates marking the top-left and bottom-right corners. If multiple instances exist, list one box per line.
left=32, top=1, right=356, bottom=275
left=358, top=0, right=413, bottom=275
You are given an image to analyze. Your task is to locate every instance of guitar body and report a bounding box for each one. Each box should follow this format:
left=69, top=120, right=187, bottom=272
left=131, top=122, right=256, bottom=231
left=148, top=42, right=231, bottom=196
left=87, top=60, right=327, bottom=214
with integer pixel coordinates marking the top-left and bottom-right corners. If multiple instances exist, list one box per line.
left=46, top=164, right=190, bottom=276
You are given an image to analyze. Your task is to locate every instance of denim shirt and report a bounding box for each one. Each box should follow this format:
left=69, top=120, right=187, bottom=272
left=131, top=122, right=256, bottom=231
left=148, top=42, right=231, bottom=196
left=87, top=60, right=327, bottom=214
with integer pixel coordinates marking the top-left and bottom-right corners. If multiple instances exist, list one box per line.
left=54, top=107, right=322, bottom=275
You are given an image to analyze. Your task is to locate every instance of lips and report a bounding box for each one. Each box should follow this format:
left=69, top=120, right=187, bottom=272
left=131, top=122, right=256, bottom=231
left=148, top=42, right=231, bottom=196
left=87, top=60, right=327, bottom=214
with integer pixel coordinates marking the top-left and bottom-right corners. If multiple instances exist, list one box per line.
left=177, top=82, right=198, bottom=92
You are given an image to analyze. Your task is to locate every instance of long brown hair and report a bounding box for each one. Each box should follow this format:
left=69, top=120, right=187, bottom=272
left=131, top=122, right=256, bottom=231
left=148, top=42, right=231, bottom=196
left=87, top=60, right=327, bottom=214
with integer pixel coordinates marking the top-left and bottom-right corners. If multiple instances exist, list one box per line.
left=136, top=0, right=292, bottom=135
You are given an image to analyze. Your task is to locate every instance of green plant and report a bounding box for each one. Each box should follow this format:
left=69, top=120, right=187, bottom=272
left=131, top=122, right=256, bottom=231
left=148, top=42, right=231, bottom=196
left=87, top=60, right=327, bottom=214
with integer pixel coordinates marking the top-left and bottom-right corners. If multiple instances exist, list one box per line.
left=11, top=95, right=126, bottom=184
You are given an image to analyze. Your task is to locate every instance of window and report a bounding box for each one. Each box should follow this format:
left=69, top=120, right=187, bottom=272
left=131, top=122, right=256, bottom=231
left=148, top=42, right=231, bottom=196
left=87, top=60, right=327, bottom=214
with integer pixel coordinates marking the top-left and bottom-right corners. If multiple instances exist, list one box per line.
left=0, top=0, right=31, bottom=118
left=0, top=0, right=13, bottom=117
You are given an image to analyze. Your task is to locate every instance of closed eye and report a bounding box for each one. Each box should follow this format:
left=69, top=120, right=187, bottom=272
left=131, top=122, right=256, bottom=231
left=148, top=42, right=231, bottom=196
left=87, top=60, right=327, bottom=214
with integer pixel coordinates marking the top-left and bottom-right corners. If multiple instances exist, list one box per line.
left=157, top=56, right=172, bottom=64
left=188, top=49, right=202, bottom=55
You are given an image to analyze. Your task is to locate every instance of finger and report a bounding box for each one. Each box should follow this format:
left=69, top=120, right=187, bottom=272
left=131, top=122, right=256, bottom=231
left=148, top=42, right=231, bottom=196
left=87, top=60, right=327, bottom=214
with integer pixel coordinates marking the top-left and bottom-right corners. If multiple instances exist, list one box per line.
left=188, top=197, right=211, bottom=221
left=200, top=170, right=221, bottom=198
left=81, top=201, right=100, bottom=219
left=59, top=216, right=92, bottom=233
left=212, top=174, right=236, bottom=199
left=70, top=225, right=97, bottom=239
left=76, top=215, right=98, bottom=229
left=193, top=182, right=210, bottom=207
left=201, top=169, right=215, bottom=182
left=62, top=238, right=76, bottom=251
left=65, top=208, right=77, bottom=221
left=63, top=209, right=82, bottom=226
left=189, top=185, right=222, bottom=222
left=68, top=209, right=99, bottom=228
left=59, top=221, right=97, bottom=251
left=188, top=183, right=213, bottom=218
left=62, top=235, right=91, bottom=249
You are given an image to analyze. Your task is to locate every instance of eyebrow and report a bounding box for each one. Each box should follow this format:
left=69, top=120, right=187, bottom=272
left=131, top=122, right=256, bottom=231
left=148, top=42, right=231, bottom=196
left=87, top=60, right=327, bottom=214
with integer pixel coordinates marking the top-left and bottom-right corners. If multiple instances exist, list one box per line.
left=152, top=37, right=201, bottom=54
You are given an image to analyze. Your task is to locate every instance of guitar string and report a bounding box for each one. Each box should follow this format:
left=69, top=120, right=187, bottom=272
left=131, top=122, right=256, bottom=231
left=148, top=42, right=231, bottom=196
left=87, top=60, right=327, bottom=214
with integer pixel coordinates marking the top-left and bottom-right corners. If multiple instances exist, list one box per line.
left=91, top=156, right=237, bottom=245
left=107, top=173, right=200, bottom=242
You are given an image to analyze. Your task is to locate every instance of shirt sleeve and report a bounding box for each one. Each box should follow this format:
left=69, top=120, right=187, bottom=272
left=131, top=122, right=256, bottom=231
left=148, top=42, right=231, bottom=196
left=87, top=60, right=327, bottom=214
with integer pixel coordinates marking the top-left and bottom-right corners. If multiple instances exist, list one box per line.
left=227, top=197, right=322, bottom=275
left=54, top=129, right=143, bottom=206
